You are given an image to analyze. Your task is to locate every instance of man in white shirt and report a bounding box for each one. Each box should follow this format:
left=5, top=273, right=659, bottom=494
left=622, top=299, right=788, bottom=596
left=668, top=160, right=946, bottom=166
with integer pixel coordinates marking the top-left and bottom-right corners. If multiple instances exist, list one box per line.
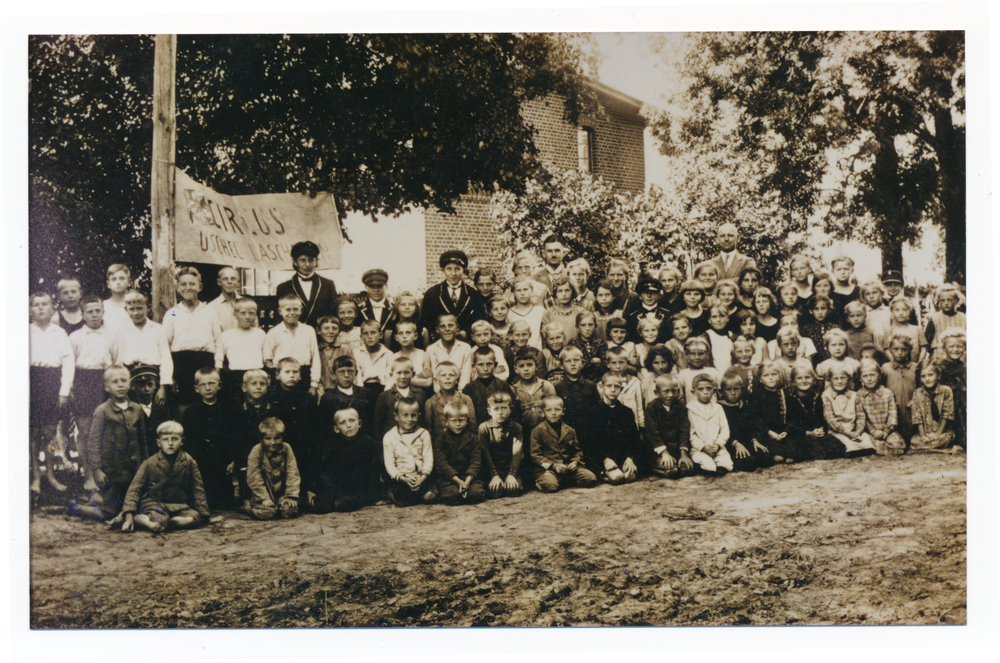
left=532, top=234, right=568, bottom=294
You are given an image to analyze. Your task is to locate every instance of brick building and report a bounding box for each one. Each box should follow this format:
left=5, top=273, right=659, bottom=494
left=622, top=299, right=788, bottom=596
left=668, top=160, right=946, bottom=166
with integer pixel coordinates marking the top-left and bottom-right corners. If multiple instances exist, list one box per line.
left=422, top=78, right=646, bottom=284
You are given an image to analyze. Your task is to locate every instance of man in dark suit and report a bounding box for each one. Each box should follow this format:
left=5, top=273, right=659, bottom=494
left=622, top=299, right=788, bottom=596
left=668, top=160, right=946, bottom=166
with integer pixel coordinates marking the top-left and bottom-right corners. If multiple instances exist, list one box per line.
left=531, top=233, right=568, bottom=294
left=276, top=241, right=339, bottom=329
left=709, top=223, right=757, bottom=282
left=420, top=250, right=482, bottom=341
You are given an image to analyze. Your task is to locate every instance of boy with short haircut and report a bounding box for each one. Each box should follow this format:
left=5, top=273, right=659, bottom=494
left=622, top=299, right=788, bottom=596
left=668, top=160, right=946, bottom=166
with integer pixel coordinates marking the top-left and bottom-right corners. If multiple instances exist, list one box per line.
left=924, top=283, right=967, bottom=353
left=270, top=357, right=319, bottom=466
left=383, top=397, right=437, bottom=506
left=554, top=345, right=599, bottom=432
left=245, top=417, right=301, bottom=519
left=462, top=346, right=519, bottom=426
left=316, top=315, right=353, bottom=391
left=589, top=373, right=644, bottom=484
left=478, top=392, right=525, bottom=498
left=374, top=356, right=428, bottom=436
left=464, top=320, right=510, bottom=383
left=860, top=281, right=891, bottom=341
left=605, top=346, right=644, bottom=430
left=163, top=267, right=223, bottom=406
left=102, top=263, right=134, bottom=332
left=432, top=402, right=486, bottom=505
left=424, top=361, right=477, bottom=440
left=69, top=296, right=118, bottom=463
left=645, top=374, right=694, bottom=479
left=263, top=292, right=321, bottom=394
left=687, top=374, right=734, bottom=475
left=229, top=369, right=277, bottom=507
left=111, top=420, right=209, bottom=533
left=310, top=408, right=383, bottom=513
left=718, top=370, right=770, bottom=472
left=73, top=365, right=148, bottom=520
left=510, top=349, right=556, bottom=437
left=55, top=276, right=86, bottom=335
left=116, top=290, right=173, bottom=405
left=843, top=300, right=880, bottom=360
left=214, top=296, right=266, bottom=406
left=319, top=355, right=375, bottom=434
left=354, top=318, right=394, bottom=399
left=390, top=320, right=434, bottom=389
left=605, top=317, right=639, bottom=375
left=503, top=320, right=546, bottom=383
left=530, top=395, right=598, bottom=492
left=426, top=314, right=473, bottom=390
left=180, top=367, right=230, bottom=509
left=856, top=358, right=906, bottom=456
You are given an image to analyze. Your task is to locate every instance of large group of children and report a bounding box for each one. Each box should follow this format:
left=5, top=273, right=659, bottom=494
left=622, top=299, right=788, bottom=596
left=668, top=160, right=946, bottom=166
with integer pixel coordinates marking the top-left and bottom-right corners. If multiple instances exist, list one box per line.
left=28, top=229, right=968, bottom=533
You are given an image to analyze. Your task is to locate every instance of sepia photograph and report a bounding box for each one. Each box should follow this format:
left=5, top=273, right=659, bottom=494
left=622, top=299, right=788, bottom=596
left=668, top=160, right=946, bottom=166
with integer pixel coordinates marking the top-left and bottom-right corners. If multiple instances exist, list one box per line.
left=12, top=5, right=993, bottom=649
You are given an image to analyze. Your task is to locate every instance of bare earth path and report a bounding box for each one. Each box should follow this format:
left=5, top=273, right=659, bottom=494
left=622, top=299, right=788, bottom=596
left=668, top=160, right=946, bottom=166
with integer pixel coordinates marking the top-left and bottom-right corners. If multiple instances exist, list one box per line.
left=30, top=453, right=966, bottom=628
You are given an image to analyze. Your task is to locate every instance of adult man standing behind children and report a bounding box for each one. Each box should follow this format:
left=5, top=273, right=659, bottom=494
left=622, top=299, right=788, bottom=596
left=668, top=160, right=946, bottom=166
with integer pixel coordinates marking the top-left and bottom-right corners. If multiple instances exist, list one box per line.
left=421, top=250, right=481, bottom=340
left=532, top=234, right=568, bottom=295
left=276, top=241, right=339, bottom=329
left=709, top=223, right=757, bottom=282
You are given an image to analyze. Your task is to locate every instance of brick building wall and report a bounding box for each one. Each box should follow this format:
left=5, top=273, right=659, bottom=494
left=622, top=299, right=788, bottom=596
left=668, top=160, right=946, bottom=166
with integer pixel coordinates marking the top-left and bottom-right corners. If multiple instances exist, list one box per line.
left=423, top=81, right=646, bottom=284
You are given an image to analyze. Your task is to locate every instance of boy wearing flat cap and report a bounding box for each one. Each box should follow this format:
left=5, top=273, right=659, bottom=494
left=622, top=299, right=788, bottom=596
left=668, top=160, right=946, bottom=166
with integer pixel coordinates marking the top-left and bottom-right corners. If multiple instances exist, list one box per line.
left=421, top=250, right=483, bottom=342
left=360, top=269, right=396, bottom=347
left=276, top=241, right=339, bottom=329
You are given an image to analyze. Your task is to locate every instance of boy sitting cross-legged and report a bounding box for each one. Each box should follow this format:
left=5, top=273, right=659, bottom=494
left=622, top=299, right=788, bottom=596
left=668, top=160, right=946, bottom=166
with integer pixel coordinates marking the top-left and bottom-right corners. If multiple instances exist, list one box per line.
left=244, top=417, right=301, bottom=520
left=424, top=361, right=477, bottom=441
left=110, top=420, right=210, bottom=533
left=588, top=372, right=645, bottom=485
left=228, top=369, right=277, bottom=508
left=644, top=374, right=694, bottom=479
left=310, top=408, right=383, bottom=513
left=383, top=397, right=437, bottom=506
left=433, top=402, right=486, bottom=505
left=478, top=392, right=525, bottom=499
left=530, top=395, right=598, bottom=493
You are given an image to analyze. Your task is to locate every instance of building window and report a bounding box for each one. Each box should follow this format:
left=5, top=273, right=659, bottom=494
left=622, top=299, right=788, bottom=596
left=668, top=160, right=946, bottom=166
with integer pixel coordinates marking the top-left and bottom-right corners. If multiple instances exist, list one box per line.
left=577, top=127, right=594, bottom=174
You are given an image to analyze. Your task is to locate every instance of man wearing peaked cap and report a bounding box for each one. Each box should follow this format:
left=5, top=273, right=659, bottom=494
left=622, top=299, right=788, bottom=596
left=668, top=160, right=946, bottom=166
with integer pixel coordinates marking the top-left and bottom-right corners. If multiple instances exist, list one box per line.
left=360, top=269, right=395, bottom=342
left=880, top=270, right=919, bottom=326
left=626, top=274, right=671, bottom=344
left=421, top=249, right=481, bottom=341
left=275, top=241, right=339, bottom=328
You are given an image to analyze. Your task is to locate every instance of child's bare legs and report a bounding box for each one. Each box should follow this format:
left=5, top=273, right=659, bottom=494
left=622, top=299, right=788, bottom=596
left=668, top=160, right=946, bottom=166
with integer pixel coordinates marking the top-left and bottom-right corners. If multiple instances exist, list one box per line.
left=133, top=513, right=166, bottom=533
left=30, top=425, right=67, bottom=493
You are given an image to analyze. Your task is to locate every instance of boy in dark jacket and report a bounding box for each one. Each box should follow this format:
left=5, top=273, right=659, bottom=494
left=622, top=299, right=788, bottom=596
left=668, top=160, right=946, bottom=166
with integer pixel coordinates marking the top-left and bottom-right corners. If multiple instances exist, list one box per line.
left=719, top=370, right=771, bottom=472
left=588, top=372, right=645, bottom=484
left=478, top=392, right=525, bottom=498
left=111, top=420, right=209, bottom=532
left=310, top=408, right=382, bottom=513
left=644, top=373, right=694, bottom=479
left=529, top=395, right=598, bottom=493
left=433, top=402, right=486, bottom=505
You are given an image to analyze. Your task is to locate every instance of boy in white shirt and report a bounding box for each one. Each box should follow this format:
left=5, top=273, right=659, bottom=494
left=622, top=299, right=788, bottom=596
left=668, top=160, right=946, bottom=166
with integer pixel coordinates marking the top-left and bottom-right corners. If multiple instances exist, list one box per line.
left=263, top=292, right=321, bottom=395
left=687, top=374, right=733, bottom=475
left=354, top=318, right=393, bottom=399
left=116, top=290, right=172, bottom=406
left=426, top=314, right=473, bottom=390
left=215, top=296, right=266, bottom=406
left=163, top=267, right=223, bottom=405
left=70, top=295, right=119, bottom=460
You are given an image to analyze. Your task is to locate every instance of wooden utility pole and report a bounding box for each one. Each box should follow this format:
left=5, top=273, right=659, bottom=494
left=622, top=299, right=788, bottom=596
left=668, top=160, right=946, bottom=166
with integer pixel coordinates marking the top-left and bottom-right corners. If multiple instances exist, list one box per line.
left=151, top=34, right=178, bottom=322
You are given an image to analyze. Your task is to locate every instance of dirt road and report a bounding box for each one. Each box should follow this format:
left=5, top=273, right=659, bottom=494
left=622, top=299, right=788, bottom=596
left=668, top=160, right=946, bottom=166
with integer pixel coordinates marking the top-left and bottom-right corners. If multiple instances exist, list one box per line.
left=30, top=452, right=966, bottom=627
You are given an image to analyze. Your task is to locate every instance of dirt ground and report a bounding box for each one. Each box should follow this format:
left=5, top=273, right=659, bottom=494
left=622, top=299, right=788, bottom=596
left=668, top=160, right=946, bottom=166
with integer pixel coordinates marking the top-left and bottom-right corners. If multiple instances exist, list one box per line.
left=29, top=452, right=966, bottom=628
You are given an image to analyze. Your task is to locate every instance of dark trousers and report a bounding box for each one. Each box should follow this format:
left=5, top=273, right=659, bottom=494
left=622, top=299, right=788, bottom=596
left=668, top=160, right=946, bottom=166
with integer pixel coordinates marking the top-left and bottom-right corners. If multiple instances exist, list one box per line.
left=171, top=350, right=215, bottom=406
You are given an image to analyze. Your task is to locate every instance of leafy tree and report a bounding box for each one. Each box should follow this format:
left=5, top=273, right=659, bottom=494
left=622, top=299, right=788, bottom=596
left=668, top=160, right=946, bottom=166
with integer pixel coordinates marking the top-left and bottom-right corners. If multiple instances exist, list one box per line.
left=29, top=33, right=592, bottom=294
left=648, top=31, right=965, bottom=284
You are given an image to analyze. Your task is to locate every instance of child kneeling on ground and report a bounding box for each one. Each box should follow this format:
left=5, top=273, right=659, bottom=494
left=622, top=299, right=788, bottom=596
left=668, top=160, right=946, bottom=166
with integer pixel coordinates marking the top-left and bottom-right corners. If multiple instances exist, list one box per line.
left=530, top=395, right=598, bottom=493
left=110, top=421, right=210, bottom=533
left=245, top=417, right=301, bottom=520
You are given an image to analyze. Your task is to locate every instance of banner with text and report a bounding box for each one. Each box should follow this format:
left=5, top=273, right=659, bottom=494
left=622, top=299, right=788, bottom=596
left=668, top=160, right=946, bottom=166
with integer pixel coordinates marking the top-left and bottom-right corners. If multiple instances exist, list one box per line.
left=173, top=169, right=342, bottom=270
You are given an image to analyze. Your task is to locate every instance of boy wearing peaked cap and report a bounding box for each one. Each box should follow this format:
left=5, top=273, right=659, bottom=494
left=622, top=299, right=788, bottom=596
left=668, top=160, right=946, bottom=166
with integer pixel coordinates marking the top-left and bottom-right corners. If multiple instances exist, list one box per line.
left=420, top=250, right=483, bottom=342
left=275, top=241, right=339, bottom=328
left=360, top=268, right=396, bottom=346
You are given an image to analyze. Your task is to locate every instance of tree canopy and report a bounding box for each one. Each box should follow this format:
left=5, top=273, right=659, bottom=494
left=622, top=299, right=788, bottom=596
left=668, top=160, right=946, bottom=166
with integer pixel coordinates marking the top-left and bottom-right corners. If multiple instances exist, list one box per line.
left=648, top=31, right=965, bottom=283
left=29, top=33, right=592, bottom=294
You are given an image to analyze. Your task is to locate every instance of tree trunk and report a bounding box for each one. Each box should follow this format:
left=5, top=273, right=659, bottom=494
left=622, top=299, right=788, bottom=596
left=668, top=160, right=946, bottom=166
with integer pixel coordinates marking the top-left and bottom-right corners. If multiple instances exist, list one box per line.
left=881, top=242, right=903, bottom=276
left=934, top=108, right=966, bottom=285
left=871, top=130, right=904, bottom=277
